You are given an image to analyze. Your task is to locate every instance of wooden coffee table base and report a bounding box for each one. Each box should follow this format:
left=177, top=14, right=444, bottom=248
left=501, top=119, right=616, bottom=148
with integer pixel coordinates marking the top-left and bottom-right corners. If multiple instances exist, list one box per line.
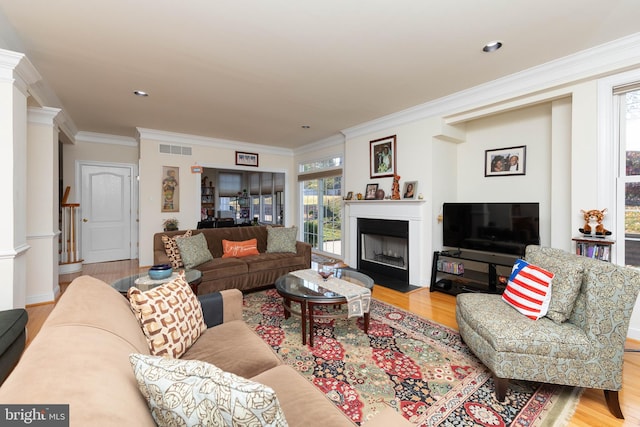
left=280, top=296, right=369, bottom=347
left=281, top=295, right=308, bottom=345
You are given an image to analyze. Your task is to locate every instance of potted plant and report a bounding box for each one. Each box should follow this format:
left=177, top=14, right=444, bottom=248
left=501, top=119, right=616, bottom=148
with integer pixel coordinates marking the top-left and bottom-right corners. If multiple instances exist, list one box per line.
left=163, top=218, right=179, bottom=231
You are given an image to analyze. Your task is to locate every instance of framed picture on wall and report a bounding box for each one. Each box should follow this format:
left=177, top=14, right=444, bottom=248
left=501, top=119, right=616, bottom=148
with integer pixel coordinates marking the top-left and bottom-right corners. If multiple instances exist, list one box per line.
left=370, top=135, right=396, bottom=178
left=485, top=145, right=526, bottom=177
left=161, top=166, right=179, bottom=212
left=235, top=151, right=259, bottom=167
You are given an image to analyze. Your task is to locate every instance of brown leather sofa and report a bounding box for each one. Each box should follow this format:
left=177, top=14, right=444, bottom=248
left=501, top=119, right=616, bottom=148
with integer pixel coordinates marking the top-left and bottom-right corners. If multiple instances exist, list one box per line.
left=153, top=225, right=311, bottom=295
left=0, top=276, right=411, bottom=426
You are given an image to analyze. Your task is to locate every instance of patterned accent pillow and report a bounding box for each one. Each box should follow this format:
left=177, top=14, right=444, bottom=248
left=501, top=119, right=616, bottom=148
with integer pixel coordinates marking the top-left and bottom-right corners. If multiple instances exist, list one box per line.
left=175, top=232, right=213, bottom=269
left=525, top=246, right=584, bottom=323
left=266, top=226, right=298, bottom=253
left=502, top=259, right=554, bottom=320
left=128, top=272, right=206, bottom=358
left=129, top=354, right=288, bottom=427
left=222, top=238, right=260, bottom=258
left=161, top=229, right=192, bottom=269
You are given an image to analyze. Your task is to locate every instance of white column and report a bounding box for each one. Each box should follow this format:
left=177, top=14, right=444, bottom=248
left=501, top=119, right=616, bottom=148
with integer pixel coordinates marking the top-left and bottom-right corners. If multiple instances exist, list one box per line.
left=27, top=107, right=62, bottom=304
left=0, top=49, right=41, bottom=309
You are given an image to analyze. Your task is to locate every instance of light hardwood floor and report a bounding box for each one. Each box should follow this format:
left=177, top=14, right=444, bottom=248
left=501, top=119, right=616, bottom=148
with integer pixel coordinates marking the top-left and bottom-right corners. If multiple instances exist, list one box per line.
left=23, top=260, right=640, bottom=426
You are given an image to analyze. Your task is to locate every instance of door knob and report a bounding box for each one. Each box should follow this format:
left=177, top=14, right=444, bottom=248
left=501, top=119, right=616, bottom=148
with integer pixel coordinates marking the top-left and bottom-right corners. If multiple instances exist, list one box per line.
left=82, top=218, right=88, bottom=222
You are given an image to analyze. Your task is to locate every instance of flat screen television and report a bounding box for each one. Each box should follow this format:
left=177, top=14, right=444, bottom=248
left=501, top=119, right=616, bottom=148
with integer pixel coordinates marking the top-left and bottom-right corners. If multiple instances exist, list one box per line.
left=442, top=202, right=540, bottom=256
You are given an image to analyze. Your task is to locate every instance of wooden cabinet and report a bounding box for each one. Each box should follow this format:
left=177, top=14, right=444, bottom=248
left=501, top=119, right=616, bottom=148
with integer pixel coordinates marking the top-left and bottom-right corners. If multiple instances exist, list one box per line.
left=430, top=250, right=517, bottom=296
left=572, top=237, right=614, bottom=262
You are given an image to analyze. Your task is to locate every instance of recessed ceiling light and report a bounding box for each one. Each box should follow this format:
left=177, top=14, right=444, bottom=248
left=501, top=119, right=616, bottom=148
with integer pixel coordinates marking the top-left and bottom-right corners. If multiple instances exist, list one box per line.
left=133, top=90, right=149, bottom=97
left=482, top=41, right=503, bottom=53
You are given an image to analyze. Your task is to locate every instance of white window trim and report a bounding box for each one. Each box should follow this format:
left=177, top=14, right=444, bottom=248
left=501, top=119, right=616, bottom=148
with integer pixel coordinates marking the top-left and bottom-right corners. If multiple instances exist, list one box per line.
left=597, top=68, right=640, bottom=264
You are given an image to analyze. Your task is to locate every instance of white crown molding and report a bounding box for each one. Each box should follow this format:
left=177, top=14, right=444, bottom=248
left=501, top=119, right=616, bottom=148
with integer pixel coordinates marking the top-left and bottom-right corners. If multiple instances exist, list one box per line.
left=342, top=32, right=640, bottom=139
left=0, top=48, right=40, bottom=96
left=0, top=48, right=79, bottom=142
left=27, top=106, right=61, bottom=125
left=75, top=131, right=137, bottom=147
left=136, top=127, right=294, bottom=157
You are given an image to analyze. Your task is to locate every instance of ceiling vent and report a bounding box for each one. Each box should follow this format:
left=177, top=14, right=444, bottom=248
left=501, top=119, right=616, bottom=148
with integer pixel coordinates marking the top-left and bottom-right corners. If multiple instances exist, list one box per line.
left=159, top=144, right=192, bottom=156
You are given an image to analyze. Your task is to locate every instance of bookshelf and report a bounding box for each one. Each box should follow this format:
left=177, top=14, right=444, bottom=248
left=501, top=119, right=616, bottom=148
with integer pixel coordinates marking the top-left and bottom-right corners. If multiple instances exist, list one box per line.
left=572, top=237, right=614, bottom=262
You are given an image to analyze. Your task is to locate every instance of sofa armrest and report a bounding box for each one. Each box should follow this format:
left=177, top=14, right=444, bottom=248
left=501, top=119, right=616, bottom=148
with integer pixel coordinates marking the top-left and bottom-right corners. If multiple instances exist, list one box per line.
left=296, top=240, right=312, bottom=267
left=198, top=289, right=243, bottom=328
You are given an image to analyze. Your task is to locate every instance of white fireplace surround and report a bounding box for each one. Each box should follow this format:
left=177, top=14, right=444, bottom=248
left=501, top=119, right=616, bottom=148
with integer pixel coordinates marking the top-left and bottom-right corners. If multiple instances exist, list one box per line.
left=345, top=200, right=428, bottom=287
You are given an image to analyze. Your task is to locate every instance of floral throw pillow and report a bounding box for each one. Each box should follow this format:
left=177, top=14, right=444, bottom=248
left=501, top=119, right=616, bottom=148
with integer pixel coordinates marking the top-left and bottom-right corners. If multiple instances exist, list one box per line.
left=266, top=226, right=298, bottom=254
left=128, top=272, right=206, bottom=358
left=129, top=354, right=289, bottom=427
left=161, top=229, right=192, bottom=269
left=175, top=232, right=213, bottom=269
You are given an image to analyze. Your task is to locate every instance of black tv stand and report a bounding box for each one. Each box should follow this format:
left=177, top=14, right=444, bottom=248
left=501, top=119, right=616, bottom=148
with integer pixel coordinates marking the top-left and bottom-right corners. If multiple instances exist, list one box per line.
left=440, top=249, right=461, bottom=257
left=430, top=250, right=518, bottom=296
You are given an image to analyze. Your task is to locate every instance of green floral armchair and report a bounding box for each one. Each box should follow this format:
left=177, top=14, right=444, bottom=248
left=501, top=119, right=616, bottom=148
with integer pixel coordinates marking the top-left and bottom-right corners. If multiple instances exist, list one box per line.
left=456, top=245, right=640, bottom=419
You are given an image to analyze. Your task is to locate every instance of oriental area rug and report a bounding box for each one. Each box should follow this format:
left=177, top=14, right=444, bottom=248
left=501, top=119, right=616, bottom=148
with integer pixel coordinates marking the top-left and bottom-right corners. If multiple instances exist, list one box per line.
left=242, top=289, right=582, bottom=427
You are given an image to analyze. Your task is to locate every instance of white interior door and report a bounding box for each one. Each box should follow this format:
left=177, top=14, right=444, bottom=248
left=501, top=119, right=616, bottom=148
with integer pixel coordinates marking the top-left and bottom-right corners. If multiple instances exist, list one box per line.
left=80, top=163, right=133, bottom=264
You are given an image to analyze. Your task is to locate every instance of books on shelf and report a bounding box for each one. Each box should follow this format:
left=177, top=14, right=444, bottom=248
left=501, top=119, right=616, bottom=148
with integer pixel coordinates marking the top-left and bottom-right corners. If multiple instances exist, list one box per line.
left=437, top=259, right=464, bottom=275
left=575, top=241, right=611, bottom=261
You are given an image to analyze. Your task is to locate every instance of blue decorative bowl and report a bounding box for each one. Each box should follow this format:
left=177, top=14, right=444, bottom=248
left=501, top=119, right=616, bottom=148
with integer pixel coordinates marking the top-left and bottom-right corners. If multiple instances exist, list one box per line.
left=148, top=265, right=173, bottom=280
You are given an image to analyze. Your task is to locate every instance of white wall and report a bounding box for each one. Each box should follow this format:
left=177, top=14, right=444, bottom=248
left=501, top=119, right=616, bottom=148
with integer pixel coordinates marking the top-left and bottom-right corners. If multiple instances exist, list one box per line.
left=456, top=103, right=554, bottom=247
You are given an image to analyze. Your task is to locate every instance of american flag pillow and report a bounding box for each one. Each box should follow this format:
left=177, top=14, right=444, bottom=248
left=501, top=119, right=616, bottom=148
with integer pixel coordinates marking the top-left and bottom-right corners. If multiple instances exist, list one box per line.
left=502, top=259, right=554, bottom=320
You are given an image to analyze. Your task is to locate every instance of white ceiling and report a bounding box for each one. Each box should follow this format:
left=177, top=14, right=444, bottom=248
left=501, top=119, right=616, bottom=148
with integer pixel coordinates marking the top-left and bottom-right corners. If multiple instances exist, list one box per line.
left=1, top=1, right=640, bottom=149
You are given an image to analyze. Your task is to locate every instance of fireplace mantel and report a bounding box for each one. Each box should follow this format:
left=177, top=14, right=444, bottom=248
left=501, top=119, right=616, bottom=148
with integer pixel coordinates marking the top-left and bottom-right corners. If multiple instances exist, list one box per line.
left=344, top=199, right=427, bottom=286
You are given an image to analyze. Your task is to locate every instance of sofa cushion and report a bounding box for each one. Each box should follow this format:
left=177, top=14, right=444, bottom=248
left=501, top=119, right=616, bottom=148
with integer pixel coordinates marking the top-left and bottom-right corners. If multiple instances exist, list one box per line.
left=198, top=258, right=249, bottom=280
left=176, top=232, right=214, bottom=269
left=266, top=226, right=298, bottom=253
left=161, top=229, right=192, bottom=269
left=246, top=252, right=308, bottom=273
left=128, top=273, right=206, bottom=358
left=182, top=320, right=282, bottom=379
left=524, top=246, right=585, bottom=323
left=222, top=238, right=260, bottom=258
left=129, top=354, right=288, bottom=427
left=501, top=259, right=553, bottom=320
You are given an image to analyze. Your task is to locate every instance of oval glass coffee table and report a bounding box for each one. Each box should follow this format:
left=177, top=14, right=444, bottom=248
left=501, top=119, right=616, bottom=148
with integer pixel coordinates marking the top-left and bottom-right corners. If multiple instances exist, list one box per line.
left=111, top=269, right=202, bottom=296
left=275, top=268, right=374, bottom=346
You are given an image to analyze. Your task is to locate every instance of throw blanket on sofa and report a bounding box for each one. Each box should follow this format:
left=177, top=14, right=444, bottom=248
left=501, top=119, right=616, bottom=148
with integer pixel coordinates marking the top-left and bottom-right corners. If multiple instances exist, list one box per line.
left=291, top=269, right=371, bottom=318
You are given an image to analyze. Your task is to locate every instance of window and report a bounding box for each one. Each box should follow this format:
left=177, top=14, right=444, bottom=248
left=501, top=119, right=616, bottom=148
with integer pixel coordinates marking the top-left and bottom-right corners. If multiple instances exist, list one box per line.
left=298, top=157, right=343, bottom=256
left=615, top=84, right=640, bottom=267
left=247, top=172, right=283, bottom=224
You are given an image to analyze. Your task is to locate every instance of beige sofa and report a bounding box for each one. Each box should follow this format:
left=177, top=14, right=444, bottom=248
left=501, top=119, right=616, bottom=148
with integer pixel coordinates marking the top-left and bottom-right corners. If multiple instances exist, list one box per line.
left=154, top=225, right=311, bottom=295
left=0, top=275, right=410, bottom=426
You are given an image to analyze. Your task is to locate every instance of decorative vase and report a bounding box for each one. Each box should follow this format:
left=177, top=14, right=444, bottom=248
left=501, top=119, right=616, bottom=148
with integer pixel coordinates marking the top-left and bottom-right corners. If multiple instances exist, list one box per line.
left=375, top=189, right=385, bottom=200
